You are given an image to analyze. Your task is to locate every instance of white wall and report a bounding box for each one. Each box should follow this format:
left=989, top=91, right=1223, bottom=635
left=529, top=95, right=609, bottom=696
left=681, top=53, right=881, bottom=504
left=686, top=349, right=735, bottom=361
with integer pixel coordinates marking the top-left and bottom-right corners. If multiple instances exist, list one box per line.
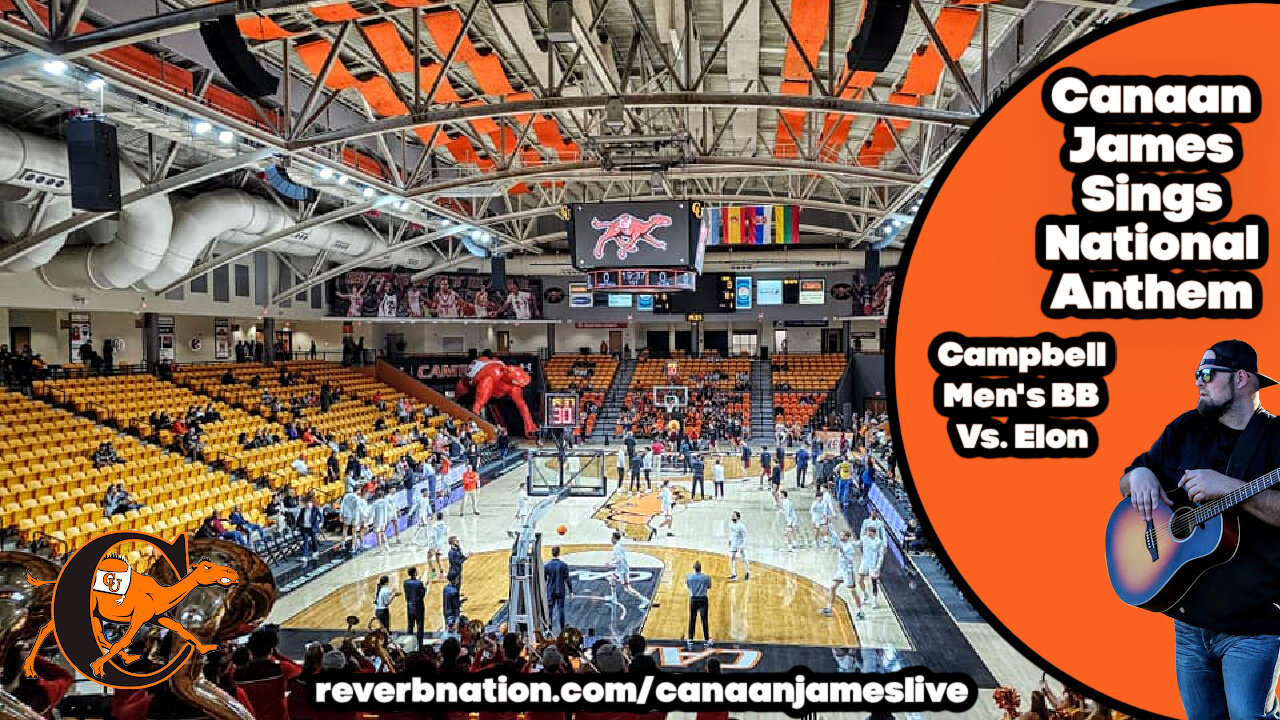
left=8, top=309, right=61, bottom=360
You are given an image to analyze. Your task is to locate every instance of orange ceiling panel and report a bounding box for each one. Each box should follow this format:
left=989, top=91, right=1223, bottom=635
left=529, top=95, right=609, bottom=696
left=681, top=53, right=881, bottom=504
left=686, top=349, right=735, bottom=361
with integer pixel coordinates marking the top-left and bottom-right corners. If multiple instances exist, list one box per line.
left=424, top=10, right=482, bottom=63
left=416, top=65, right=462, bottom=104
left=773, top=80, right=810, bottom=158
left=363, top=21, right=417, bottom=74
left=311, top=3, right=365, bottom=22
left=386, top=0, right=438, bottom=6
left=356, top=76, right=409, bottom=117
left=780, top=0, right=830, bottom=81
left=295, top=40, right=360, bottom=89
left=888, top=92, right=919, bottom=131
left=899, top=8, right=980, bottom=96
left=469, top=52, right=515, bottom=97
left=237, top=15, right=295, bottom=40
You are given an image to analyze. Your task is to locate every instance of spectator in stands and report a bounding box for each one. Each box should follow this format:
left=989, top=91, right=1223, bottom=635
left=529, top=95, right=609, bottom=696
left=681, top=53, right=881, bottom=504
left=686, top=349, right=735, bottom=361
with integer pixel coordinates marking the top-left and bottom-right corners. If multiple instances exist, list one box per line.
left=92, top=441, right=123, bottom=468
left=221, top=368, right=236, bottom=385
left=374, top=416, right=387, bottom=432
left=248, top=374, right=261, bottom=389
left=230, top=506, right=267, bottom=547
left=327, top=452, right=341, bottom=482
left=291, top=454, right=311, bottom=476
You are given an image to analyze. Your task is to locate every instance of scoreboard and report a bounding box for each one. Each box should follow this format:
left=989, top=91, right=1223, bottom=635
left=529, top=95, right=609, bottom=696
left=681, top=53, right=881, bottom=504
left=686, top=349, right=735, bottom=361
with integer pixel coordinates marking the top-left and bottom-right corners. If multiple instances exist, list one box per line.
left=544, top=394, right=581, bottom=429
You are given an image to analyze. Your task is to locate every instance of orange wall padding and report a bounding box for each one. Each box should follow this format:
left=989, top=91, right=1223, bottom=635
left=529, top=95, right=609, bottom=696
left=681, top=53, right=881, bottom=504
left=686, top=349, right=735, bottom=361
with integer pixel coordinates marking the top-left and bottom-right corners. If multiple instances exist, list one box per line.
left=780, top=0, right=830, bottom=81
left=295, top=40, right=360, bottom=89
left=363, top=21, right=416, bottom=73
left=311, top=3, right=365, bottom=22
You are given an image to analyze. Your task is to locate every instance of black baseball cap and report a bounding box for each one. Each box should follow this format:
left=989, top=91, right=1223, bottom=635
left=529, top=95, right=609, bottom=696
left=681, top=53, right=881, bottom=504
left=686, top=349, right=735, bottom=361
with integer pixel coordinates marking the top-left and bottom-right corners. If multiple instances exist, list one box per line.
left=1207, top=339, right=1278, bottom=388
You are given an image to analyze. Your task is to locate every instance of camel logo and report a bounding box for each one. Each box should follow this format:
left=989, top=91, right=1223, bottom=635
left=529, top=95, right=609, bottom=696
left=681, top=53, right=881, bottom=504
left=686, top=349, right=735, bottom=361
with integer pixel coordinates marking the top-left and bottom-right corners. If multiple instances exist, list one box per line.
left=22, top=531, right=239, bottom=689
left=590, top=213, right=672, bottom=260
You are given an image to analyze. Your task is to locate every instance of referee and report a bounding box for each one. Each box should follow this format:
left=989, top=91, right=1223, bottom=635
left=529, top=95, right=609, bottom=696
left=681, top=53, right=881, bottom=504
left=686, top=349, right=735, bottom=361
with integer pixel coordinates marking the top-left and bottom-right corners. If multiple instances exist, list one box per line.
left=686, top=561, right=712, bottom=650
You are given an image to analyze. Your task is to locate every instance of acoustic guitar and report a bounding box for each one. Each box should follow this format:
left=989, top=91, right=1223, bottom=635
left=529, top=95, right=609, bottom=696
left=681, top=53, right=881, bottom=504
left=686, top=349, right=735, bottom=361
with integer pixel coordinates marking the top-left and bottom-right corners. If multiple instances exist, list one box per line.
left=1105, top=469, right=1279, bottom=611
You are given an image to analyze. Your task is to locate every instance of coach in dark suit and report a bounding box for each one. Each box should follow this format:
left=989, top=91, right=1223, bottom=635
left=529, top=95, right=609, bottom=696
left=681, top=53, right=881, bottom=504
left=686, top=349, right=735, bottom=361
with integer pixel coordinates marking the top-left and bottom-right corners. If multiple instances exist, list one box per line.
left=404, top=567, right=427, bottom=646
left=442, top=576, right=461, bottom=635
left=543, top=546, right=573, bottom=632
left=297, top=497, right=324, bottom=563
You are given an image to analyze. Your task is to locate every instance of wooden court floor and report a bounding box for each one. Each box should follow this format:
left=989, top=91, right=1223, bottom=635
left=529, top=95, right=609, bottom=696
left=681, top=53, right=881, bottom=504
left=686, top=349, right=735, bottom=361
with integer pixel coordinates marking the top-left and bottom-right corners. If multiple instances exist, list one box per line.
left=285, top=545, right=858, bottom=647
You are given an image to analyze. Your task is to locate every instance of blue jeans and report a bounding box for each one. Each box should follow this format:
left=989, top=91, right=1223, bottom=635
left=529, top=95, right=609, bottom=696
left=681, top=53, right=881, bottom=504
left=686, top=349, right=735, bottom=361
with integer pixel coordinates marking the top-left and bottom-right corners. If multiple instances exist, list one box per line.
left=836, top=478, right=851, bottom=504
left=1175, top=620, right=1280, bottom=719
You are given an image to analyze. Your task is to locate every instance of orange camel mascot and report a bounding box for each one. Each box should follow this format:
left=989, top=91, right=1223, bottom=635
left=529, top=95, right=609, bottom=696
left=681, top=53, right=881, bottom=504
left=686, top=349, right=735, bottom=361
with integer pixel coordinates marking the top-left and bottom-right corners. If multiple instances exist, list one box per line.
left=23, top=555, right=239, bottom=678
left=455, top=361, right=538, bottom=436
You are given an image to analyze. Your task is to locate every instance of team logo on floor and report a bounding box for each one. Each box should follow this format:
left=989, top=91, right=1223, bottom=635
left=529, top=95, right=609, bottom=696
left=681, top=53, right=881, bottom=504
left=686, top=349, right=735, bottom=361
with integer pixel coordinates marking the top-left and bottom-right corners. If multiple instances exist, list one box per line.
left=490, top=564, right=661, bottom=638
left=23, top=532, right=239, bottom=689
left=593, top=486, right=705, bottom=541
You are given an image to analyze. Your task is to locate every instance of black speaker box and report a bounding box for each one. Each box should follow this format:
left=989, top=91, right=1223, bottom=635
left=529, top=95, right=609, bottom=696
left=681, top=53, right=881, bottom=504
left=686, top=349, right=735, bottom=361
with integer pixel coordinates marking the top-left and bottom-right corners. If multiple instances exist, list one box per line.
left=489, top=253, right=508, bottom=291
left=65, top=115, right=121, bottom=212
left=864, top=248, right=881, bottom=285
left=847, top=0, right=911, bottom=73
left=199, top=15, right=280, bottom=99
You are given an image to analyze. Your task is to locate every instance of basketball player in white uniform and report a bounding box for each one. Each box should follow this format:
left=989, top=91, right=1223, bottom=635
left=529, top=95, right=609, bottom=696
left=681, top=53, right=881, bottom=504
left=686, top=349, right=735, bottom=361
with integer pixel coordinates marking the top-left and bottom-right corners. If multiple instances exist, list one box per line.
left=411, top=488, right=433, bottom=543
left=339, top=488, right=368, bottom=553
left=727, top=511, right=750, bottom=581
left=501, top=279, right=535, bottom=320
left=430, top=277, right=462, bottom=317
left=377, top=277, right=398, bottom=318
left=369, top=491, right=396, bottom=550
left=858, top=525, right=888, bottom=609
left=656, top=481, right=674, bottom=538
left=820, top=530, right=864, bottom=620
left=860, top=510, right=886, bottom=540
left=406, top=284, right=425, bottom=317
left=427, top=512, right=449, bottom=577
left=778, top=490, right=800, bottom=550
left=810, top=488, right=833, bottom=547
left=609, top=531, right=650, bottom=608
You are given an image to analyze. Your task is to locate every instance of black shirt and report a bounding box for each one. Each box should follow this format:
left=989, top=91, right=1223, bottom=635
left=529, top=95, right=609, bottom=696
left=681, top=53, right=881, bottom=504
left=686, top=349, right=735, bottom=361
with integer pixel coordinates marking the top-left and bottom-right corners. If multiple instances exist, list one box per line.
left=403, top=578, right=427, bottom=609
left=1127, top=408, right=1280, bottom=634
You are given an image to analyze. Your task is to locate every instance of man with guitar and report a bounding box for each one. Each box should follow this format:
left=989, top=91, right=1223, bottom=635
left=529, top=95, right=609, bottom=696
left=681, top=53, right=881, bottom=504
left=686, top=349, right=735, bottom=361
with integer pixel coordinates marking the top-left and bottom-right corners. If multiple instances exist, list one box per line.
left=1118, top=340, right=1280, bottom=720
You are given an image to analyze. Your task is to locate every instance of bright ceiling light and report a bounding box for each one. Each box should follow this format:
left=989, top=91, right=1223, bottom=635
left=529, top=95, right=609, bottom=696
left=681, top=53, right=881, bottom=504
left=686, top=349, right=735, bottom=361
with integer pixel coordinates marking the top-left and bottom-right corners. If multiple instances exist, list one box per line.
left=337, top=174, right=349, bottom=185
left=362, top=187, right=375, bottom=198
left=193, top=120, right=212, bottom=134
left=85, top=77, right=105, bottom=91
left=318, top=167, right=334, bottom=179
left=41, top=59, right=67, bottom=75
left=217, top=129, right=234, bottom=144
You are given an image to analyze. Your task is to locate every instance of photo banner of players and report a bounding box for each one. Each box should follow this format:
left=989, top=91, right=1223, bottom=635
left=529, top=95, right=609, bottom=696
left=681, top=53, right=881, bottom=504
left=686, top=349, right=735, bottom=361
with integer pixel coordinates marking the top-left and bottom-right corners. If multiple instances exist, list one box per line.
left=567, top=200, right=706, bottom=271
left=393, top=354, right=543, bottom=437
left=213, top=318, right=231, bottom=361
left=890, top=5, right=1280, bottom=718
left=329, top=271, right=542, bottom=320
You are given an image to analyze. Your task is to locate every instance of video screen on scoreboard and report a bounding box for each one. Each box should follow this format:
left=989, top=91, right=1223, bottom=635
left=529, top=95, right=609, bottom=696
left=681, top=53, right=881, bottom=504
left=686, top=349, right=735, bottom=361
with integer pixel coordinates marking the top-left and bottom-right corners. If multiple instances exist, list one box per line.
left=568, top=200, right=699, bottom=270
left=757, top=279, right=783, bottom=305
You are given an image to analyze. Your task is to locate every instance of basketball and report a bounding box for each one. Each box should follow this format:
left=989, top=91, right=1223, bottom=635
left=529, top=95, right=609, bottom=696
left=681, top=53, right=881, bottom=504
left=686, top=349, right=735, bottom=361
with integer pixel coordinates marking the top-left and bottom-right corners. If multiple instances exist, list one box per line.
left=557, top=524, right=568, bottom=535
left=667, top=419, right=680, bottom=432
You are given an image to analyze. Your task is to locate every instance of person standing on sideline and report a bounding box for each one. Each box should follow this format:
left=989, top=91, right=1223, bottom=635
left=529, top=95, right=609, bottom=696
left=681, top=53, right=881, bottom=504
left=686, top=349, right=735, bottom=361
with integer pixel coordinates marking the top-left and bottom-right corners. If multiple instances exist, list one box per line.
left=641, top=450, right=654, bottom=489
left=629, top=451, right=643, bottom=492
left=403, top=568, right=426, bottom=646
left=740, top=443, right=751, bottom=471
left=442, top=575, right=462, bottom=637
left=616, top=448, right=627, bottom=490
left=297, top=496, right=323, bottom=564
left=373, top=576, right=398, bottom=632
left=713, top=457, right=726, bottom=497
left=691, top=453, right=707, bottom=499
left=727, top=512, right=750, bottom=581
left=447, top=536, right=468, bottom=593
left=686, top=561, right=712, bottom=649
left=795, top=445, right=810, bottom=488
left=461, top=464, right=480, bottom=515
left=309, top=340, right=317, bottom=360
left=544, top=546, right=573, bottom=632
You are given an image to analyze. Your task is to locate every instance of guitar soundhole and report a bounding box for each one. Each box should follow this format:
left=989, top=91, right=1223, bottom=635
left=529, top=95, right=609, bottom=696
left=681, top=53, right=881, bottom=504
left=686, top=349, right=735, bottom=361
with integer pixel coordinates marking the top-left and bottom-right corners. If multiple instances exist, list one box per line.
left=1170, top=507, right=1195, bottom=541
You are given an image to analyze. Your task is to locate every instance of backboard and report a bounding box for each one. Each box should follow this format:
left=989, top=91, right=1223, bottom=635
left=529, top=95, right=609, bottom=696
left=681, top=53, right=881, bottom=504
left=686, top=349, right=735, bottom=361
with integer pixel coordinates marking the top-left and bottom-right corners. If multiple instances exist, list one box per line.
left=651, top=385, right=689, bottom=411
left=526, top=449, right=608, bottom=497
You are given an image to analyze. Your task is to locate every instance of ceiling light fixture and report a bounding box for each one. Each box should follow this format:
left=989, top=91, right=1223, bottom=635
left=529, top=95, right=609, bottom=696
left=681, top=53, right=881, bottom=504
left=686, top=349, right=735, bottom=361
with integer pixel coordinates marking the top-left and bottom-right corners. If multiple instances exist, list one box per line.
left=217, top=130, right=234, bottom=144
left=41, top=59, right=67, bottom=75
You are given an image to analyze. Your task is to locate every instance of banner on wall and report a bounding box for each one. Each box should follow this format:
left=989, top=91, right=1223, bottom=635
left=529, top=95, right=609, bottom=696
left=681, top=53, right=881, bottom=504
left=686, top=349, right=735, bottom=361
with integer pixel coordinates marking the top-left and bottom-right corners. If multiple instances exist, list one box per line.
left=68, top=312, right=91, bottom=363
left=214, top=318, right=230, bottom=360
left=156, top=316, right=175, bottom=362
left=329, top=271, right=542, bottom=320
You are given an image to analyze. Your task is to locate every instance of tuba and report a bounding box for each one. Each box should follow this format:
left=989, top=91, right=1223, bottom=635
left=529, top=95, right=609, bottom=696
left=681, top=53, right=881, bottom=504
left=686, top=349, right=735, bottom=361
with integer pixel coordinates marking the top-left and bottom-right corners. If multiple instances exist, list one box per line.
left=147, top=539, right=276, bottom=720
left=361, top=618, right=405, bottom=672
left=0, top=552, right=60, bottom=720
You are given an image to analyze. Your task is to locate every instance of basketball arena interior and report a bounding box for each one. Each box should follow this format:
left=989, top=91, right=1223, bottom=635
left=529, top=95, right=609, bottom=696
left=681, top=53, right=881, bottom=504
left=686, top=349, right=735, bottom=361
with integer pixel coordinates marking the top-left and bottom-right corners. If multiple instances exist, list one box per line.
left=0, top=1, right=1160, bottom=719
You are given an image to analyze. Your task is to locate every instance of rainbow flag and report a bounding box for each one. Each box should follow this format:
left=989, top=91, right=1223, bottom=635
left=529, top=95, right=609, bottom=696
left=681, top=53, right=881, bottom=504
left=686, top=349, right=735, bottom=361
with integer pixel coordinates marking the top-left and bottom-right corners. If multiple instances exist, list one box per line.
left=774, top=205, right=800, bottom=244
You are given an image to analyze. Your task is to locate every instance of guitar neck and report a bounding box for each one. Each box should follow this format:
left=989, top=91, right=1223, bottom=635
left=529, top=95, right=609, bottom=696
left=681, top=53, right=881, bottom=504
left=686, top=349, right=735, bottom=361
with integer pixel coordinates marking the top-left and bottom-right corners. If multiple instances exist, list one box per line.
left=1195, top=467, right=1280, bottom=523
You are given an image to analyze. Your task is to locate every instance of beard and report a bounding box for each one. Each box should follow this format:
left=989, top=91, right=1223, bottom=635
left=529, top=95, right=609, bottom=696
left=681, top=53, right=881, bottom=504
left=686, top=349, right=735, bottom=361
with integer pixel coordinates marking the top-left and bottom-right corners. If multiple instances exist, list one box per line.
left=1197, top=390, right=1234, bottom=420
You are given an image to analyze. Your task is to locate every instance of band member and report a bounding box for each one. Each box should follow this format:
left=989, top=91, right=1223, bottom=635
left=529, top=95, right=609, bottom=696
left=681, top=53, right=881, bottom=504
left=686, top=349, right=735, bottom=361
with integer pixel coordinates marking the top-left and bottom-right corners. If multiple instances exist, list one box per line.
left=820, top=530, right=863, bottom=620
left=727, top=511, right=750, bottom=581
left=430, top=276, right=463, bottom=317
left=609, top=531, right=650, bottom=608
left=1121, top=340, right=1280, bottom=720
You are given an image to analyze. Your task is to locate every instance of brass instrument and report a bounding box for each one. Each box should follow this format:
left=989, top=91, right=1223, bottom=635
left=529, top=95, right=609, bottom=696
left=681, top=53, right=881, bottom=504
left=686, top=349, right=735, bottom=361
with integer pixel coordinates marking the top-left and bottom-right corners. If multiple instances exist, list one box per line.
left=147, top=539, right=275, bottom=720
left=360, top=618, right=405, bottom=672
left=0, top=552, right=60, bottom=720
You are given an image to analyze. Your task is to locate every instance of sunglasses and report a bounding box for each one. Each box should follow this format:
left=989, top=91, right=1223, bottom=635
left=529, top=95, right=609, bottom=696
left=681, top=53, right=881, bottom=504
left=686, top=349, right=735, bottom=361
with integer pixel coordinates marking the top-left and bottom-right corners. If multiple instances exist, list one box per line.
left=1195, top=365, right=1239, bottom=383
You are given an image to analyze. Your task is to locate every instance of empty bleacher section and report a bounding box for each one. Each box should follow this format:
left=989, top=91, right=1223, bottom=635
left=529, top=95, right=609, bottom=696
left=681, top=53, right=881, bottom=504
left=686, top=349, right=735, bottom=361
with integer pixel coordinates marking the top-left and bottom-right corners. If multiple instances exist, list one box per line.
left=0, top=387, right=272, bottom=569
left=771, top=353, right=848, bottom=432
left=543, top=354, right=619, bottom=438
left=618, top=356, right=752, bottom=442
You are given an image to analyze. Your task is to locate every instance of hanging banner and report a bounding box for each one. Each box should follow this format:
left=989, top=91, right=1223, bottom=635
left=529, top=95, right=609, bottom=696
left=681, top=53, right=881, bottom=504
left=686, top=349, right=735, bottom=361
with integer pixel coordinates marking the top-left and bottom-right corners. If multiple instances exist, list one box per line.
left=156, top=316, right=175, bottom=363
left=214, top=318, right=231, bottom=361
left=68, top=312, right=92, bottom=364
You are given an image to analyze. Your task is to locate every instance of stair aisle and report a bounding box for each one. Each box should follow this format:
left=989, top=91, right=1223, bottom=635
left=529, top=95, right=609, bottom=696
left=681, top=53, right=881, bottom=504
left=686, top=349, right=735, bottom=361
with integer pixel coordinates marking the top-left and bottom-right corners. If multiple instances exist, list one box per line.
left=590, top=358, right=635, bottom=442
left=750, top=358, right=774, bottom=442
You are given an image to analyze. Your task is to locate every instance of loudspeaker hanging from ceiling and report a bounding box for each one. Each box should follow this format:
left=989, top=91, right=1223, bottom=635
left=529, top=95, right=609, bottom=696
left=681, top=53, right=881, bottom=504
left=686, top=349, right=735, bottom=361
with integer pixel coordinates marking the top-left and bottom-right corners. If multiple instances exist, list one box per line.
left=199, top=15, right=280, bottom=99
left=847, top=0, right=911, bottom=73
left=65, top=113, right=121, bottom=211
left=489, top=253, right=508, bottom=291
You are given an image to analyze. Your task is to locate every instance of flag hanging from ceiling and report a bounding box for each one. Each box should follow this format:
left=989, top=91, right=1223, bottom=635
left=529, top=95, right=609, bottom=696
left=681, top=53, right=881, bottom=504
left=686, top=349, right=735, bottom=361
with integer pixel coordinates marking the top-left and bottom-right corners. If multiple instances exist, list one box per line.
left=706, top=208, right=721, bottom=246
left=774, top=205, right=800, bottom=244
left=746, top=206, right=771, bottom=244
left=724, top=206, right=743, bottom=244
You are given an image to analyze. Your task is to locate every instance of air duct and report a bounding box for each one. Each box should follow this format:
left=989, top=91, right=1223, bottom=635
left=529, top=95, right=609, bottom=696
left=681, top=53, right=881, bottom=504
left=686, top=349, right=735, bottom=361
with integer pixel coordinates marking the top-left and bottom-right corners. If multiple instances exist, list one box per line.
left=0, top=126, right=76, bottom=272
